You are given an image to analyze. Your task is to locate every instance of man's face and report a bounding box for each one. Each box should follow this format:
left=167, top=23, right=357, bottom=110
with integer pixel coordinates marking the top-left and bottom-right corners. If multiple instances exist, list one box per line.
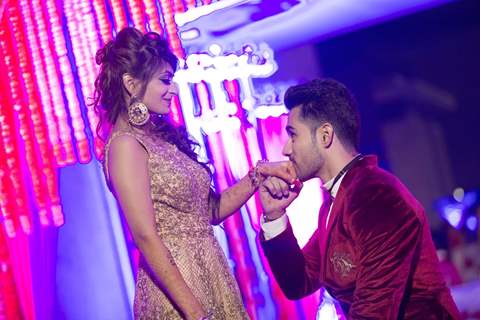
left=282, top=107, right=324, bottom=182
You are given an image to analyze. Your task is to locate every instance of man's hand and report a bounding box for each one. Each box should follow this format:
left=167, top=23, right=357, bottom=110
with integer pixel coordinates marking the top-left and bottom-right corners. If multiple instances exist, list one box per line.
left=259, top=176, right=303, bottom=221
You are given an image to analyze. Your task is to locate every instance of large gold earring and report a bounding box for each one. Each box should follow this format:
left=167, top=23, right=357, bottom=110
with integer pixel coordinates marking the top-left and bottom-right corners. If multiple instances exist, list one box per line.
left=128, top=100, right=150, bottom=126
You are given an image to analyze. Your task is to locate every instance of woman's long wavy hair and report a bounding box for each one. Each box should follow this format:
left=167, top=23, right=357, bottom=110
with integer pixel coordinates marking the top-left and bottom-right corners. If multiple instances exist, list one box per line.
left=92, top=27, right=208, bottom=170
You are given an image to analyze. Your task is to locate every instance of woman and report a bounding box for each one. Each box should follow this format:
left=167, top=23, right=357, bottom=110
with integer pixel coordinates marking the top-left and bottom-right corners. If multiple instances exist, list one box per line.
left=93, top=27, right=294, bottom=320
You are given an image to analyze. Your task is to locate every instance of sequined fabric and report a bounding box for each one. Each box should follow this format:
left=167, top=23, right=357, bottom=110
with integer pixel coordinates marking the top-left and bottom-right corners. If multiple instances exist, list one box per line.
left=104, top=130, right=249, bottom=320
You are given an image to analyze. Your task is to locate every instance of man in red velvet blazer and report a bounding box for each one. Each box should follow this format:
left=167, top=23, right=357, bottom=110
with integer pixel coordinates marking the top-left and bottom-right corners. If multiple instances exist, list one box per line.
left=259, top=79, right=460, bottom=319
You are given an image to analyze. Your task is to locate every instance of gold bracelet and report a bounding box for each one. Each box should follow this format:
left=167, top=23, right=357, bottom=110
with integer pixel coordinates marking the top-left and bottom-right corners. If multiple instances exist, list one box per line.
left=248, top=159, right=268, bottom=188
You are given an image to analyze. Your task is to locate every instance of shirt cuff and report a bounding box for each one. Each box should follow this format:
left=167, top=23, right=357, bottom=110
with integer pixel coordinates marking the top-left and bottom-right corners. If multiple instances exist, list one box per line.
left=261, top=214, right=288, bottom=240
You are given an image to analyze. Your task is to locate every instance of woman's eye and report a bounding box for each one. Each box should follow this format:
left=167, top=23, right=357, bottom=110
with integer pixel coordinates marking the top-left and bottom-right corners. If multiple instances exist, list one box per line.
left=160, top=79, right=172, bottom=85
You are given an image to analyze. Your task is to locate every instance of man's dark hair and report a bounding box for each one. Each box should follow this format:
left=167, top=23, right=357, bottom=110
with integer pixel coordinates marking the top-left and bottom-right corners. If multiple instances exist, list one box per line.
left=284, top=78, right=360, bottom=150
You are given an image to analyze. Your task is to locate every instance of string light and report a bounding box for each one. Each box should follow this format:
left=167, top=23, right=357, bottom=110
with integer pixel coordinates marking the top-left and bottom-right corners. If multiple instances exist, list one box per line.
left=185, top=0, right=197, bottom=10
left=0, top=229, right=23, bottom=319
left=25, top=0, right=65, bottom=166
left=92, top=0, right=113, bottom=42
left=174, top=43, right=278, bottom=137
left=63, top=0, right=100, bottom=159
left=0, top=23, right=26, bottom=238
left=172, top=0, right=186, bottom=14
left=0, top=107, right=19, bottom=238
left=158, top=0, right=184, bottom=57
left=126, top=0, right=147, bottom=32
left=107, top=0, right=128, bottom=30
left=143, top=0, right=164, bottom=34
left=44, top=0, right=83, bottom=165
left=76, top=1, right=104, bottom=158
left=8, top=2, right=53, bottom=228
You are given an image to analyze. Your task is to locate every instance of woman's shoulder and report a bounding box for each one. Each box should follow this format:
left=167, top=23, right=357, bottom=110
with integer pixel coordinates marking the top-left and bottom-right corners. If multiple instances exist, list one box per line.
left=106, top=128, right=179, bottom=163
left=108, top=128, right=141, bottom=142
left=107, top=129, right=151, bottom=151
left=102, top=129, right=150, bottom=185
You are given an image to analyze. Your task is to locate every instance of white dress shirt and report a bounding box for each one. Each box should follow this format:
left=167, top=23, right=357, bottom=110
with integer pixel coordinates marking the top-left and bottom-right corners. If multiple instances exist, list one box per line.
left=261, top=172, right=347, bottom=240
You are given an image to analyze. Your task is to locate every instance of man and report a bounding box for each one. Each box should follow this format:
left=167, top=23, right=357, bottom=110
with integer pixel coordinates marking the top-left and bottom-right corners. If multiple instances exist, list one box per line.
left=259, top=79, right=460, bottom=319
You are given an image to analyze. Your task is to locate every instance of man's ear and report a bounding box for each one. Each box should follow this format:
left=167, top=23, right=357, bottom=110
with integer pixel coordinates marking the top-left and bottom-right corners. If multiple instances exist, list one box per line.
left=122, top=73, right=137, bottom=97
left=316, top=123, right=334, bottom=148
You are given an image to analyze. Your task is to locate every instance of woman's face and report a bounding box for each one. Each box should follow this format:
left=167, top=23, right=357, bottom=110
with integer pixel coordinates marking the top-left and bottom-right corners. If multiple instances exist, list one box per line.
left=142, top=63, right=178, bottom=115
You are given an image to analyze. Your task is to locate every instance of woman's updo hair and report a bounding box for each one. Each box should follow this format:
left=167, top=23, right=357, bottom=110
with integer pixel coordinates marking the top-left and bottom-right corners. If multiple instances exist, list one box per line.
left=93, top=27, right=177, bottom=131
left=93, top=27, right=206, bottom=169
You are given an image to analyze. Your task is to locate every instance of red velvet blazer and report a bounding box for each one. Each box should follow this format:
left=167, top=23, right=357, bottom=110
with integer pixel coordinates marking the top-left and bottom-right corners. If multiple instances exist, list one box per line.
left=261, top=155, right=460, bottom=319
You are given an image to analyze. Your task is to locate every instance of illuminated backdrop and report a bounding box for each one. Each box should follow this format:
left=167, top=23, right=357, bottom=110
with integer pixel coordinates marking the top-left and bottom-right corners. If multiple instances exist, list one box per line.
left=0, top=0, right=451, bottom=319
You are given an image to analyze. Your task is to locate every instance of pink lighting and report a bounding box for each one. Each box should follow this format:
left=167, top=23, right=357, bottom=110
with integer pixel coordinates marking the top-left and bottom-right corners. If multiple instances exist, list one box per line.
left=44, top=0, right=85, bottom=164
left=1, top=0, right=314, bottom=317
left=108, top=0, right=128, bottom=30
left=1, top=1, right=456, bottom=319
left=92, top=0, right=113, bottom=42
left=126, top=0, right=147, bottom=32
left=143, top=0, right=164, bottom=34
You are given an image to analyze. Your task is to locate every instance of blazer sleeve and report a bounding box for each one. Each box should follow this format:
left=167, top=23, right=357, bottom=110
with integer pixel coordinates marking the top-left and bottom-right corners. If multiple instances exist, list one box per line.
left=261, top=223, right=322, bottom=300
left=347, top=185, right=422, bottom=319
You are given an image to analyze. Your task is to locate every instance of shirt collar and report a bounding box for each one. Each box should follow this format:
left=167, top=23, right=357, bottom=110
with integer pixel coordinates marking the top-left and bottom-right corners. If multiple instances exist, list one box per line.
left=322, top=171, right=348, bottom=198
left=322, top=154, right=363, bottom=198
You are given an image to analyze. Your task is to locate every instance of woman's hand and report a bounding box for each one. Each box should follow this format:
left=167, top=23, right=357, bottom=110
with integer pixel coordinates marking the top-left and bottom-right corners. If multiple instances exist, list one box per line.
left=256, top=160, right=297, bottom=185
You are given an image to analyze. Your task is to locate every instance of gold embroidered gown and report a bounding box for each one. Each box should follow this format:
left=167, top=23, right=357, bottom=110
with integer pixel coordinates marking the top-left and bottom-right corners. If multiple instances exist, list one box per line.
left=105, top=130, right=249, bottom=320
